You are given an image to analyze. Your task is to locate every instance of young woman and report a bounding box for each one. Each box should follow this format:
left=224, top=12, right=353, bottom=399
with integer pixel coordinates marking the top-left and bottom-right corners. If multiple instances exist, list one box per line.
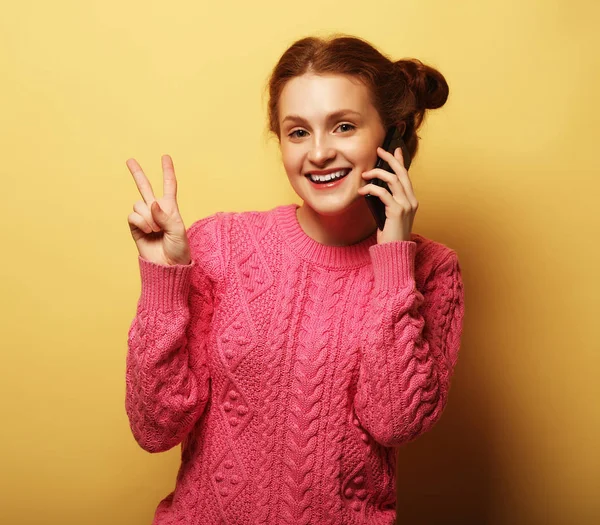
left=125, top=34, right=465, bottom=525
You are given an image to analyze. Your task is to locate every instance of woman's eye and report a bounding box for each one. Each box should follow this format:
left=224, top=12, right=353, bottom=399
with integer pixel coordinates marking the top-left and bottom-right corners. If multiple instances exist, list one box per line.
left=288, top=123, right=354, bottom=139
left=337, top=123, right=355, bottom=132
left=289, top=129, right=307, bottom=138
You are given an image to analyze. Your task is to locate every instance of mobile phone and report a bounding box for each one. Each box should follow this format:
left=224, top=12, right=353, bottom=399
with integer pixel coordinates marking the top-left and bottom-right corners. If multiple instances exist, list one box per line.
left=364, top=126, right=412, bottom=230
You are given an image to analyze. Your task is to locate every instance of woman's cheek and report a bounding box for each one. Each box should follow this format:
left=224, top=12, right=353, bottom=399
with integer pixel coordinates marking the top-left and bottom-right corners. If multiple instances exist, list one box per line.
left=281, top=153, right=296, bottom=176
left=282, top=147, right=302, bottom=174
left=345, top=137, right=376, bottom=166
left=360, top=143, right=379, bottom=169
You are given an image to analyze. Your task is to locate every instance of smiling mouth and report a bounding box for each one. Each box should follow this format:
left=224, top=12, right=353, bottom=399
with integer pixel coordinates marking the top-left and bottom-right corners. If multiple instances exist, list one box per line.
left=305, top=168, right=352, bottom=184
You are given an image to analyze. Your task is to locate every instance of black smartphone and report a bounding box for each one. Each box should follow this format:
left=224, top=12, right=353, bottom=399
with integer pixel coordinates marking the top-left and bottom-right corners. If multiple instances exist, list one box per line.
left=364, top=126, right=412, bottom=230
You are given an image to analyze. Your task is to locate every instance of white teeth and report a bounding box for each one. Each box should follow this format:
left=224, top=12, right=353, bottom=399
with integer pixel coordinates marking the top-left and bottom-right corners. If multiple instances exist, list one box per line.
left=309, top=169, right=349, bottom=182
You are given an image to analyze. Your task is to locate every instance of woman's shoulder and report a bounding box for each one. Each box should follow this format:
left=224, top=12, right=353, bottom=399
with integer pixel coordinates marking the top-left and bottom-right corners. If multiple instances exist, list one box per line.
left=189, top=205, right=281, bottom=228
left=411, top=231, right=460, bottom=276
left=186, top=205, right=283, bottom=259
left=198, top=205, right=287, bottom=241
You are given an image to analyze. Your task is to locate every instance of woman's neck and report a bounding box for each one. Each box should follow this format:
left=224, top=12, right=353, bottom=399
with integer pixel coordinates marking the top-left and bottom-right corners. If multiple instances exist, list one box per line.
left=295, top=199, right=378, bottom=247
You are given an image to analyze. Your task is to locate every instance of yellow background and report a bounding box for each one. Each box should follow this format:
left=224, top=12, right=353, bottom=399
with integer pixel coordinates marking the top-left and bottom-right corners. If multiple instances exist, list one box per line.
left=1, top=0, right=598, bottom=523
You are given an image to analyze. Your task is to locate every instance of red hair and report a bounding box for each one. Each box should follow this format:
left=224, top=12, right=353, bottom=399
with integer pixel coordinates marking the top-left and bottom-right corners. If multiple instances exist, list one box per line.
left=265, top=34, right=449, bottom=160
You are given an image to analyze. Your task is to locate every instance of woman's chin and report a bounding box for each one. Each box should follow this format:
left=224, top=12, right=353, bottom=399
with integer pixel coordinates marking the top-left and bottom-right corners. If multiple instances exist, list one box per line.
left=301, top=192, right=366, bottom=217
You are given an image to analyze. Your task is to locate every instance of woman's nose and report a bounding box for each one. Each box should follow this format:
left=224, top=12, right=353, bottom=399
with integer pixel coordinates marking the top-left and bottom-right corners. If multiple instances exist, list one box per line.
left=307, top=137, right=336, bottom=165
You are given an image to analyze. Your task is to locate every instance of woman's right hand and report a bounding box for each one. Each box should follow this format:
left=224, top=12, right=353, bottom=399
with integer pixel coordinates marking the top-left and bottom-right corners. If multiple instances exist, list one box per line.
left=126, top=154, right=192, bottom=266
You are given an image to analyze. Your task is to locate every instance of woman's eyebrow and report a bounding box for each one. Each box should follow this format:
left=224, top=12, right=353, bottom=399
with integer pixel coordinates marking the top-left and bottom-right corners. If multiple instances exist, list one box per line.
left=282, top=109, right=362, bottom=125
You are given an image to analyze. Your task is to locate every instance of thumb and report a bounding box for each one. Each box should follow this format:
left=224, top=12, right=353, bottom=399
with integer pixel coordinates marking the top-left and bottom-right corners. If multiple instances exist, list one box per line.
left=150, top=201, right=169, bottom=229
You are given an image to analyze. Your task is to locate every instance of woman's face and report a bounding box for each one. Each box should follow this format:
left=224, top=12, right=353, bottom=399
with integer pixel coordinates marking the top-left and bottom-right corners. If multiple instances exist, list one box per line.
left=278, top=73, right=387, bottom=218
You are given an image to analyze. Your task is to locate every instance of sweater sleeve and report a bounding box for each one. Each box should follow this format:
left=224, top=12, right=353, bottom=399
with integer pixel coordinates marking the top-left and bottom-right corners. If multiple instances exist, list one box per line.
left=353, top=241, right=465, bottom=448
left=125, top=214, right=223, bottom=453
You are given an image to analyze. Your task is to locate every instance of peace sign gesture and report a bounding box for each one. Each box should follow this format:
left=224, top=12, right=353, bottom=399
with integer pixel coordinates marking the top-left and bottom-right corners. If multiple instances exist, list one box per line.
left=126, top=154, right=192, bottom=266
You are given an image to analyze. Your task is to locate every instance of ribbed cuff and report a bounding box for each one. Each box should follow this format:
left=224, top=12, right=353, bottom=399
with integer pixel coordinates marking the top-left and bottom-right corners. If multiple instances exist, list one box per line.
left=138, top=255, right=196, bottom=312
left=369, top=241, right=417, bottom=291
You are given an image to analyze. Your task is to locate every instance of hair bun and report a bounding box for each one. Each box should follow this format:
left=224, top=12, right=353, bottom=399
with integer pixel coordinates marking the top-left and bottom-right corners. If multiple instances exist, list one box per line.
left=395, top=59, right=449, bottom=110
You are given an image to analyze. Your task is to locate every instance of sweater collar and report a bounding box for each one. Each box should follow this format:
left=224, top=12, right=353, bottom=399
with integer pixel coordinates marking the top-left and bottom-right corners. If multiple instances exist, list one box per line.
left=273, top=203, right=378, bottom=269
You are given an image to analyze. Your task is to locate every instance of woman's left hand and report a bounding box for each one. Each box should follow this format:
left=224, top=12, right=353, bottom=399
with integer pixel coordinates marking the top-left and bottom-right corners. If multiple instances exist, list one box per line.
left=357, top=146, right=419, bottom=244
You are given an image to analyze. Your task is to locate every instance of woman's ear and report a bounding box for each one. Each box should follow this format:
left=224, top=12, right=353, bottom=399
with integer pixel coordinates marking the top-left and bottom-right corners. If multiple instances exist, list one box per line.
left=398, top=121, right=407, bottom=137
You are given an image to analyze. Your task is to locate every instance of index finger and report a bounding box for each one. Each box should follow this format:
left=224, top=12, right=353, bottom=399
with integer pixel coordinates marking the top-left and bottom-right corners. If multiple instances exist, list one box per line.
left=161, top=154, right=177, bottom=199
left=126, top=158, right=156, bottom=204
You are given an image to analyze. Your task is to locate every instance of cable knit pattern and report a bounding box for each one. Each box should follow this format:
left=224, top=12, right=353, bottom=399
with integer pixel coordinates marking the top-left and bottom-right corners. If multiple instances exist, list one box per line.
left=125, top=203, right=465, bottom=524
left=354, top=244, right=464, bottom=448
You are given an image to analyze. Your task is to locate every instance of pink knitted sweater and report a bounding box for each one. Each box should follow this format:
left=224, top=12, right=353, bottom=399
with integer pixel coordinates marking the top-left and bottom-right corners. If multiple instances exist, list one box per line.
left=125, top=202, right=465, bottom=525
